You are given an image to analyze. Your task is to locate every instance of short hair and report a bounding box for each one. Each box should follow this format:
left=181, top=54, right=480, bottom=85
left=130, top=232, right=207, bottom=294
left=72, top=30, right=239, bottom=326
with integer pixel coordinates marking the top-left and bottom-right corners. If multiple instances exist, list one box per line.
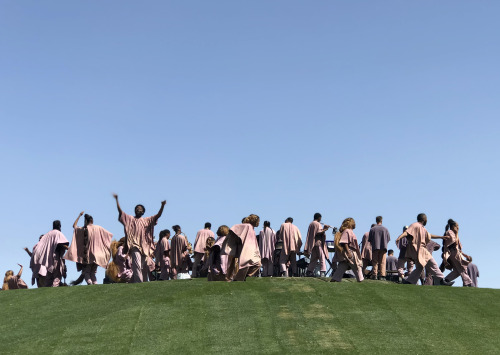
left=388, top=249, right=394, bottom=255
left=159, top=229, right=170, bottom=239
left=204, top=222, right=211, bottom=229
left=217, top=225, right=229, bottom=237
left=376, top=216, right=383, bottom=224
left=135, top=204, right=146, bottom=213
left=313, top=213, right=321, bottom=220
left=172, top=225, right=181, bottom=233
left=53, top=220, right=61, bottom=230
left=285, top=217, right=293, bottom=223
left=417, top=213, right=427, bottom=223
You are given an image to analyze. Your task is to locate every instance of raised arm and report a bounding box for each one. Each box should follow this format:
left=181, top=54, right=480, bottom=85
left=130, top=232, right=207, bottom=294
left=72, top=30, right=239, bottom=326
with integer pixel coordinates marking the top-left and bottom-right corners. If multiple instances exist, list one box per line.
left=73, top=211, right=84, bottom=229
left=154, top=200, right=167, bottom=221
left=23, top=247, right=32, bottom=257
left=395, top=231, right=408, bottom=244
left=17, top=264, right=23, bottom=278
left=113, top=194, right=123, bottom=218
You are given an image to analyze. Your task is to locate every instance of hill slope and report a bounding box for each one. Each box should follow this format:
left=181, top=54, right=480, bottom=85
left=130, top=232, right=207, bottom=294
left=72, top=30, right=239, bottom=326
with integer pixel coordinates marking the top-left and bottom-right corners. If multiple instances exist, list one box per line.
left=0, top=278, right=499, bottom=354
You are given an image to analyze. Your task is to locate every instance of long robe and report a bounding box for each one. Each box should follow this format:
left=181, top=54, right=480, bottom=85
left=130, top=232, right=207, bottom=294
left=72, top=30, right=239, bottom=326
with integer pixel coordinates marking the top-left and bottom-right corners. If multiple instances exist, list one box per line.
left=279, top=223, right=302, bottom=256
left=193, top=229, right=215, bottom=255
left=405, top=222, right=432, bottom=267
left=119, top=212, right=156, bottom=258
left=155, top=238, right=171, bottom=279
left=222, top=223, right=261, bottom=269
left=170, top=234, right=189, bottom=269
left=30, top=230, right=69, bottom=285
left=304, top=221, right=328, bottom=258
left=442, top=230, right=469, bottom=272
left=360, top=232, right=372, bottom=261
left=333, top=229, right=361, bottom=263
left=207, top=235, right=228, bottom=280
left=65, top=225, right=113, bottom=269
left=258, top=228, right=276, bottom=261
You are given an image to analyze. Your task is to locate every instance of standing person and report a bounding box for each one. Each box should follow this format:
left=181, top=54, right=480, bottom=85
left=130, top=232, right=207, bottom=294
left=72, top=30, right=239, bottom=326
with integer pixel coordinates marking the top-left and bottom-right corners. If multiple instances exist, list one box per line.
left=304, top=213, right=330, bottom=277
left=2, top=264, right=28, bottom=290
left=385, top=250, right=398, bottom=281
left=258, top=221, right=276, bottom=277
left=192, top=223, right=215, bottom=278
left=395, top=213, right=453, bottom=286
left=432, top=219, right=473, bottom=287
left=208, top=225, right=230, bottom=281
left=360, top=224, right=375, bottom=277
left=278, top=218, right=302, bottom=277
left=65, top=212, right=113, bottom=285
left=330, top=218, right=364, bottom=282
left=113, top=194, right=166, bottom=283
left=396, top=226, right=414, bottom=280
left=30, top=220, right=69, bottom=287
left=467, top=263, right=479, bottom=287
left=156, top=229, right=171, bottom=281
left=222, top=214, right=262, bottom=281
left=368, top=216, right=391, bottom=280
left=169, top=225, right=190, bottom=280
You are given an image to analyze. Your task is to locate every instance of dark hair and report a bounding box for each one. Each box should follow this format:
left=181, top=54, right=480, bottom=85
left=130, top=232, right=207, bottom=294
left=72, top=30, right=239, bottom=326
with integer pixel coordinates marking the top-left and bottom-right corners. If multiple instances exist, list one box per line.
left=53, top=220, right=61, bottom=231
left=285, top=217, right=293, bottom=223
left=314, top=213, right=321, bottom=220
left=242, top=217, right=246, bottom=223
left=84, top=214, right=93, bottom=225
left=204, top=222, right=211, bottom=229
left=135, top=204, right=146, bottom=213
left=376, top=216, right=383, bottom=224
left=172, top=225, right=181, bottom=233
left=417, top=213, right=427, bottom=223
left=445, top=219, right=458, bottom=233
left=263, top=221, right=271, bottom=228
left=388, top=249, right=394, bottom=255
left=371, top=224, right=376, bottom=228
left=159, top=229, right=171, bottom=239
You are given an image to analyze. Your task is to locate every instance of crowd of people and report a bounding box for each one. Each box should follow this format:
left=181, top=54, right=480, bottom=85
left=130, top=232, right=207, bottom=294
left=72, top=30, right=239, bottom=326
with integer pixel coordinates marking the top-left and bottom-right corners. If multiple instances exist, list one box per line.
left=2, top=195, right=480, bottom=290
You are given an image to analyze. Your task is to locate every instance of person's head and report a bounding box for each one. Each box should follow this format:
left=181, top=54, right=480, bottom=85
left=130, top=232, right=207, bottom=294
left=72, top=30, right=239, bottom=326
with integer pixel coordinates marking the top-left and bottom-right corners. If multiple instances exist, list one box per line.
left=403, top=225, right=408, bottom=232
left=339, top=217, right=356, bottom=232
left=84, top=214, right=93, bottom=226
left=417, top=213, right=427, bottom=226
left=217, top=225, right=229, bottom=237
left=53, top=220, right=61, bottom=231
left=159, top=229, right=171, bottom=240
left=4, top=270, right=13, bottom=278
left=242, top=217, right=246, bottom=223
left=172, top=225, right=181, bottom=234
left=285, top=217, right=293, bottom=223
left=135, top=204, right=145, bottom=217
left=314, top=213, right=322, bottom=222
left=376, top=216, right=383, bottom=224
left=263, top=221, right=271, bottom=229
left=204, top=222, right=211, bottom=229
left=244, top=214, right=260, bottom=227
left=2, top=270, right=14, bottom=290
left=445, top=219, right=459, bottom=234
left=388, top=249, right=394, bottom=256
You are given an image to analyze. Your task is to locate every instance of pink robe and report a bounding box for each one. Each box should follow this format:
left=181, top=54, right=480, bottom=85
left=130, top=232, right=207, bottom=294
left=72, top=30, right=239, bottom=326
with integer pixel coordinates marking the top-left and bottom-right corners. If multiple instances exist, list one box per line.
left=155, top=238, right=171, bottom=279
left=193, top=229, right=215, bottom=255
left=305, top=221, right=328, bottom=257
left=207, top=235, right=229, bottom=279
left=333, top=229, right=361, bottom=262
left=170, top=234, right=189, bottom=269
left=115, top=245, right=132, bottom=281
left=222, top=224, right=261, bottom=269
left=258, top=228, right=276, bottom=261
left=442, top=230, right=469, bottom=272
left=30, top=230, right=69, bottom=285
left=119, top=212, right=156, bottom=257
left=65, top=225, right=113, bottom=269
left=360, top=232, right=372, bottom=261
left=405, top=222, right=432, bottom=267
left=7, top=276, right=28, bottom=289
left=279, top=223, right=302, bottom=256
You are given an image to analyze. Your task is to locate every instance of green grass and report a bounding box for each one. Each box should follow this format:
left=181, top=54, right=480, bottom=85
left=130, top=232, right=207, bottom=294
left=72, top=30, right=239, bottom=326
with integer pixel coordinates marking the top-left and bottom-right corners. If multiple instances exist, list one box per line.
left=1, top=278, right=499, bottom=354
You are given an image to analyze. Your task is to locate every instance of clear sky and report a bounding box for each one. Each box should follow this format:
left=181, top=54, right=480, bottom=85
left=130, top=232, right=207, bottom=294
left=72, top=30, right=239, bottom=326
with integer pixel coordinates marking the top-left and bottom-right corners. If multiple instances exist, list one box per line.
left=1, top=1, right=499, bottom=288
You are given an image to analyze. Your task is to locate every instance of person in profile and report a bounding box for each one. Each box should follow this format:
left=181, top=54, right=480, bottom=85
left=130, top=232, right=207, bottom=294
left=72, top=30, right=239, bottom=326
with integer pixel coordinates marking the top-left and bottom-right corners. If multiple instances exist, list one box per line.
left=192, top=223, right=215, bottom=278
left=278, top=217, right=302, bottom=277
left=385, top=249, right=398, bottom=282
left=304, top=213, right=330, bottom=277
left=467, top=262, right=479, bottom=287
left=395, top=213, right=453, bottom=286
left=113, top=194, right=166, bottom=283
left=2, top=264, right=28, bottom=290
left=368, top=216, right=391, bottom=280
left=330, top=218, right=364, bottom=283
left=258, top=221, right=276, bottom=277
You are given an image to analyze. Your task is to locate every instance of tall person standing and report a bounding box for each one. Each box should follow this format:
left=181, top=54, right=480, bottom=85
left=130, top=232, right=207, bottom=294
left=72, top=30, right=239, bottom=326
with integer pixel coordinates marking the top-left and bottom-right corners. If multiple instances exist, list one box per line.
left=304, top=213, right=330, bottom=277
left=368, top=216, right=391, bottom=280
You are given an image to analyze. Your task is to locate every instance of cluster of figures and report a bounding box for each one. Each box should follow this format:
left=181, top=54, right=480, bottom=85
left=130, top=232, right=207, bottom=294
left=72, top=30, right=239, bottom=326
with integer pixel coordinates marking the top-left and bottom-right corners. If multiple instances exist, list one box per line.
left=2, top=195, right=480, bottom=290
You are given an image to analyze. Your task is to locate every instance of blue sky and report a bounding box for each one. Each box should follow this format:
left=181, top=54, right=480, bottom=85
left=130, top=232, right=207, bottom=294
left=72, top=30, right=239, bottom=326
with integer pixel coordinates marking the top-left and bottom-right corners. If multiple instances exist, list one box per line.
left=1, top=1, right=499, bottom=288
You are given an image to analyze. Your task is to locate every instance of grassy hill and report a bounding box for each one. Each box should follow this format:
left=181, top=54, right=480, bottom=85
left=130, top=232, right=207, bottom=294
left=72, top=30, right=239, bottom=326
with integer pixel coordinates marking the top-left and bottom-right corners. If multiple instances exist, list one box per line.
left=0, top=278, right=499, bottom=354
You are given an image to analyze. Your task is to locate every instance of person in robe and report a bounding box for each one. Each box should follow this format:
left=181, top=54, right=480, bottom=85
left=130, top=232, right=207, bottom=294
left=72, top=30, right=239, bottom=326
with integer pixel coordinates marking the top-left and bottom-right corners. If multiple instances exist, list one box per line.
left=278, top=217, right=302, bottom=277
left=396, top=226, right=414, bottom=280
left=192, top=222, right=215, bottom=278
left=467, top=263, right=479, bottom=287
left=222, top=214, right=262, bottom=281
left=395, top=213, right=453, bottom=286
left=304, top=213, right=330, bottom=277
left=330, top=218, right=364, bottom=282
left=155, top=229, right=171, bottom=281
left=2, top=264, right=28, bottom=290
left=113, top=194, right=166, bottom=283
left=420, top=240, right=441, bottom=285
left=106, top=237, right=133, bottom=283
left=360, top=224, right=375, bottom=277
left=368, top=216, right=391, bottom=280
left=208, top=225, right=230, bottom=281
left=199, top=235, right=216, bottom=277
left=385, top=249, right=398, bottom=281
left=30, top=220, right=69, bottom=287
left=65, top=212, right=113, bottom=285
left=258, top=221, right=276, bottom=277
left=431, top=219, right=473, bottom=287
left=169, top=225, right=190, bottom=280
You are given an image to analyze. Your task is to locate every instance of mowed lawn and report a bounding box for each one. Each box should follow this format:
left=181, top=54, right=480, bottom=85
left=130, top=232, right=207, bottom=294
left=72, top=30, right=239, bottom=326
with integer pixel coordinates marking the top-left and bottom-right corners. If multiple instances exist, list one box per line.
left=0, top=278, right=499, bottom=354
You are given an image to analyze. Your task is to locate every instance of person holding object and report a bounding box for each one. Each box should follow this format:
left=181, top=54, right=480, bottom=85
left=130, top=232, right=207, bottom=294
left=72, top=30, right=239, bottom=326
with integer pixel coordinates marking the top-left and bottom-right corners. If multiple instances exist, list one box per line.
left=113, top=194, right=166, bottom=283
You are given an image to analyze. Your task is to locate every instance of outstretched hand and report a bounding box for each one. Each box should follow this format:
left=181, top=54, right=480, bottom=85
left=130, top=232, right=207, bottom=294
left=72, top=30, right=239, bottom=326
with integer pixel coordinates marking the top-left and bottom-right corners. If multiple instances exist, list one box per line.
left=79, top=211, right=84, bottom=216
left=113, top=193, right=118, bottom=200
left=161, top=200, right=167, bottom=206
left=17, top=263, right=22, bottom=267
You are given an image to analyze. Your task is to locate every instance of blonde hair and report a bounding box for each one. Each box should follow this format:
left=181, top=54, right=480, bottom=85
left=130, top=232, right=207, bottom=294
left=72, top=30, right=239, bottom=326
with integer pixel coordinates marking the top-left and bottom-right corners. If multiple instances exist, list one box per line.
left=243, top=214, right=260, bottom=227
left=2, top=270, right=14, bottom=290
left=217, top=225, right=229, bottom=237
left=204, top=236, right=216, bottom=259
